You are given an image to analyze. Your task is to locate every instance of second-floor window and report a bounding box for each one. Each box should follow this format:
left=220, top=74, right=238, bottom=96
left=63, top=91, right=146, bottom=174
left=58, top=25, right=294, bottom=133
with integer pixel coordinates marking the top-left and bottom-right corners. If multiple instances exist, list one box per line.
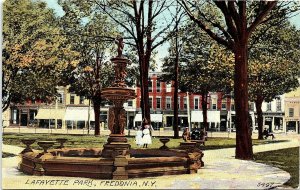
left=70, top=94, right=75, bottom=104
left=166, top=97, right=171, bottom=109
left=156, top=80, right=161, bottom=92
left=194, top=97, right=199, bottom=110
left=267, top=102, right=272, bottom=111
left=289, top=108, right=294, bottom=117
left=211, top=98, right=217, bottom=110
left=249, top=102, right=255, bottom=111
left=79, top=96, right=85, bottom=104
left=166, top=83, right=172, bottom=92
left=148, top=79, right=152, bottom=92
left=276, top=98, right=281, bottom=112
left=156, top=97, right=161, bottom=109
left=231, top=103, right=235, bottom=111
left=184, top=97, right=187, bottom=109
left=149, top=97, right=153, bottom=109
left=221, top=99, right=226, bottom=110
left=128, top=100, right=133, bottom=107
left=58, top=93, right=64, bottom=104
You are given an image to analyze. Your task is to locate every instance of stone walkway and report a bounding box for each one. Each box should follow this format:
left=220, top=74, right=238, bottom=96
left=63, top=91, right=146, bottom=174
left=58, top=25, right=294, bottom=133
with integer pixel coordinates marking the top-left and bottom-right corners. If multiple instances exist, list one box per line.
left=2, top=136, right=299, bottom=189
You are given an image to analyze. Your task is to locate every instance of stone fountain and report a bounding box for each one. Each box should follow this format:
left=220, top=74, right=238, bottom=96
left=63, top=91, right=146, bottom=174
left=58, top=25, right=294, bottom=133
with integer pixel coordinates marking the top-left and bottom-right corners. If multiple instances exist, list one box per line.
left=18, top=37, right=204, bottom=180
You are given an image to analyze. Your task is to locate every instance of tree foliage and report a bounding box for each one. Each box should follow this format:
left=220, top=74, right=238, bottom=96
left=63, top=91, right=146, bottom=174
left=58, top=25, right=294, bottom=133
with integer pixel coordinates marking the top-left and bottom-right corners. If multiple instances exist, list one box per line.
left=2, top=0, right=79, bottom=111
left=248, top=21, right=300, bottom=139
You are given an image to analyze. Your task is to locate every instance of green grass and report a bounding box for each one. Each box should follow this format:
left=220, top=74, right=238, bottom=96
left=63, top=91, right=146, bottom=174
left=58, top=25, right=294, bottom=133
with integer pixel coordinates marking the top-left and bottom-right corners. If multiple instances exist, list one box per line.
left=254, top=147, right=299, bottom=188
left=2, top=133, right=288, bottom=150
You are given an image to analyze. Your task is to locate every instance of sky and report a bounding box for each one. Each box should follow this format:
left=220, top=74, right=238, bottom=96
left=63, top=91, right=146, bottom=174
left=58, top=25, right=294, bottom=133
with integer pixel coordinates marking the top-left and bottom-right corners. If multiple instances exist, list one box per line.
left=43, top=0, right=300, bottom=70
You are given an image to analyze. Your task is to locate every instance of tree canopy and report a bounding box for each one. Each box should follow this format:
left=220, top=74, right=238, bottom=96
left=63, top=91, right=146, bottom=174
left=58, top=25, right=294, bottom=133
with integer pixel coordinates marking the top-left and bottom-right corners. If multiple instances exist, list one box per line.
left=2, top=0, right=79, bottom=111
left=248, top=21, right=300, bottom=139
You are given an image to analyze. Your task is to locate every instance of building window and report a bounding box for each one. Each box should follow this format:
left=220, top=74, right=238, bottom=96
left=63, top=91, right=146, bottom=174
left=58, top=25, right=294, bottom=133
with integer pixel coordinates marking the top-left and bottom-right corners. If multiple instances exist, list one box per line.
left=166, top=97, right=171, bottom=109
left=289, top=108, right=294, bottom=117
left=249, top=102, right=255, bottom=111
left=276, top=98, right=281, bottom=112
left=156, top=97, right=161, bottom=109
left=58, top=93, right=64, bottom=104
left=11, top=108, right=19, bottom=124
left=166, top=83, right=172, bottom=92
left=149, top=97, right=153, bottom=109
left=194, top=97, right=199, bottom=110
left=267, top=102, right=272, bottom=111
left=128, top=100, right=133, bottom=107
left=148, top=79, right=152, bottom=92
left=184, top=97, right=187, bottom=109
left=70, top=94, right=75, bottom=104
left=178, top=97, right=180, bottom=110
left=79, top=96, right=85, bottom=104
left=211, top=98, right=217, bottom=110
left=231, top=103, right=235, bottom=111
left=156, top=80, right=161, bottom=92
left=221, top=99, right=226, bottom=110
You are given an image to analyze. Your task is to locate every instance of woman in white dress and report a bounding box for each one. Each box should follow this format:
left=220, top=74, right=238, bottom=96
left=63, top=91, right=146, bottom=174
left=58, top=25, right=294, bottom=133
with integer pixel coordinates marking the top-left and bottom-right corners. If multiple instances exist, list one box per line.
left=142, top=125, right=152, bottom=148
left=135, top=127, right=143, bottom=147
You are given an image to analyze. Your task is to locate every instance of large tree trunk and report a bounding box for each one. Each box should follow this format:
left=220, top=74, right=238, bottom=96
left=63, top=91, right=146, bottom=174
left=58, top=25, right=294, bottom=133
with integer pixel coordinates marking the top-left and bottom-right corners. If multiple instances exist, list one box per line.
left=140, top=56, right=151, bottom=124
left=173, top=24, right=180, bottom=138
left=201, top=92, right=208, bottom=132
left=234, top=44, right=253, bottom=160
left=93, top=98, right=101, bottom=136
left=255, top=96, right=264, bottom=140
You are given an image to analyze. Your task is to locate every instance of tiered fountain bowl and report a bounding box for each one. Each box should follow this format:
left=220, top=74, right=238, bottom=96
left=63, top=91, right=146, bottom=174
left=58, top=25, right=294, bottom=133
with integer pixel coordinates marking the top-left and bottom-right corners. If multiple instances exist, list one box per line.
left=19, top=52, right=203, bottom=180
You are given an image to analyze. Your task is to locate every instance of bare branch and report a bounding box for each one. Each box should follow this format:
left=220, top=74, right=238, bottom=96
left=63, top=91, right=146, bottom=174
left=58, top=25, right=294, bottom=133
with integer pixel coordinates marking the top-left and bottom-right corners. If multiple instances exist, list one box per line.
left=179, top=0, right=232, bottom=49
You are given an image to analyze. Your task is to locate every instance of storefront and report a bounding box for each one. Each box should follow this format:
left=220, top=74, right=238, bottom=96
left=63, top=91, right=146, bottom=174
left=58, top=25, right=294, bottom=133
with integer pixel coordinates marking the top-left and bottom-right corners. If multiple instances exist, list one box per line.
left=191, top=111, right=221, bottom=131
left=9, top=105, right=38, bottom=127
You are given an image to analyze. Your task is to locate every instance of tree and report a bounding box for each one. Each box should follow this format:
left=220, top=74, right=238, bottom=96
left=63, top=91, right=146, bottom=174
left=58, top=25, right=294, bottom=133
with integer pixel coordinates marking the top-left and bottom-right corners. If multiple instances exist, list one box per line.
left=163, top=22, right=234, bottom=133
left=248, top=22, right=300, bottom=139
left=2, top=0, right=79, bottom=111
left=180, top=0, right=298, bottom=159
left=59, top=1, right=117, bottom=136
left=86, top=0, right=177, bottom=125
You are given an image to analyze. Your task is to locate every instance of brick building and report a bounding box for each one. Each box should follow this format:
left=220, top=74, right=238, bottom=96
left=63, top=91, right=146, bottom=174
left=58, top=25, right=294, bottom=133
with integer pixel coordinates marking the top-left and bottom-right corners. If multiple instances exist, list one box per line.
left=134, top=72, right=231, bottom=131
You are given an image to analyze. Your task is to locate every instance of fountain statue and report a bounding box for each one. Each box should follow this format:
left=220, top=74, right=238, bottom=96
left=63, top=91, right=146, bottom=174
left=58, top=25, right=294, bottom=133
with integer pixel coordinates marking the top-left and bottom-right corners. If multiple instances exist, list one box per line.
left=101, top=37, right=136, bottom=158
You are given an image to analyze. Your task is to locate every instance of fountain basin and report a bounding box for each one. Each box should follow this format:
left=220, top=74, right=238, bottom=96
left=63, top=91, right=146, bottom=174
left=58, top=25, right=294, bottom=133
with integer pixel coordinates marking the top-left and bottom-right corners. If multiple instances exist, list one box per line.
left=101, top=87, right=135, bottom=101
left=19, top=147, right=203, bottom=179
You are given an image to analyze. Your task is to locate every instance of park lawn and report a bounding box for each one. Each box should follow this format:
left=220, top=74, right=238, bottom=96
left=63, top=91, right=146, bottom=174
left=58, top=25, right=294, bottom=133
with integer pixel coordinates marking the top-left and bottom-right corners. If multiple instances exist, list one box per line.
left=254, top=147, right=299, bottom=188
left=2, top=133, right=287, bottom=150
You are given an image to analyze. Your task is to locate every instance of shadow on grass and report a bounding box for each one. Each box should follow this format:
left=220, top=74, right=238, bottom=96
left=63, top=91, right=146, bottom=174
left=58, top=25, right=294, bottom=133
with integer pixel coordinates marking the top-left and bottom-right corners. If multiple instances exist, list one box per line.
left=2, top=152, right=17, bottom=158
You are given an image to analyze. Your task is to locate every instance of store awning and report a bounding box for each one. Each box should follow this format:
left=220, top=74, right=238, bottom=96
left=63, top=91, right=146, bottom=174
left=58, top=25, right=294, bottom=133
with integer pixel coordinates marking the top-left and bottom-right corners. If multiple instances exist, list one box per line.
left=134, top=114, right=163, bottom=122
left=191, top=111, right=220, bottom=123
left=35, top=108, right=65, bottom=120
left=64, top=107, right=95, bottom=121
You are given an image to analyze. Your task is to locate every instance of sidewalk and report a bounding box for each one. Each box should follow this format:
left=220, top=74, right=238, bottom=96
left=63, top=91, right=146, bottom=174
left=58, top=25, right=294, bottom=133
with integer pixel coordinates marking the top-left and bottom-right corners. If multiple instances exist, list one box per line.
left=2, top=136, right=299, bottom=189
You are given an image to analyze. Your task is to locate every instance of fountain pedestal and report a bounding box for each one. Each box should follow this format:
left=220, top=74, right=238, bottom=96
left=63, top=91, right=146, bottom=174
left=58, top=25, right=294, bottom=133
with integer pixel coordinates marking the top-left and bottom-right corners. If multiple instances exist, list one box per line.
left=101, top=57, right=135, bottom=159
left=101, top=134, right=131, bottom=158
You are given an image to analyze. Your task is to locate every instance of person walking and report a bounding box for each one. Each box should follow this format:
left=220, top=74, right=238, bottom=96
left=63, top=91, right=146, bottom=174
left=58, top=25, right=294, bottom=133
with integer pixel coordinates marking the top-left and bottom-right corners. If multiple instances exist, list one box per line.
left=135, top=126, right=143, bottom=147
left=142, top=125, right=152, bottom=148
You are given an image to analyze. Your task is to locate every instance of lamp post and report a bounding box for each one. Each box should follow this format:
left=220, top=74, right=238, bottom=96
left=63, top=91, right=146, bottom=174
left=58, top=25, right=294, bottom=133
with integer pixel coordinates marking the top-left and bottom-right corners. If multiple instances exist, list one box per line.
left=186, top=92, right=191, bottom=132
left=223, top=92, right=233, bottom=138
